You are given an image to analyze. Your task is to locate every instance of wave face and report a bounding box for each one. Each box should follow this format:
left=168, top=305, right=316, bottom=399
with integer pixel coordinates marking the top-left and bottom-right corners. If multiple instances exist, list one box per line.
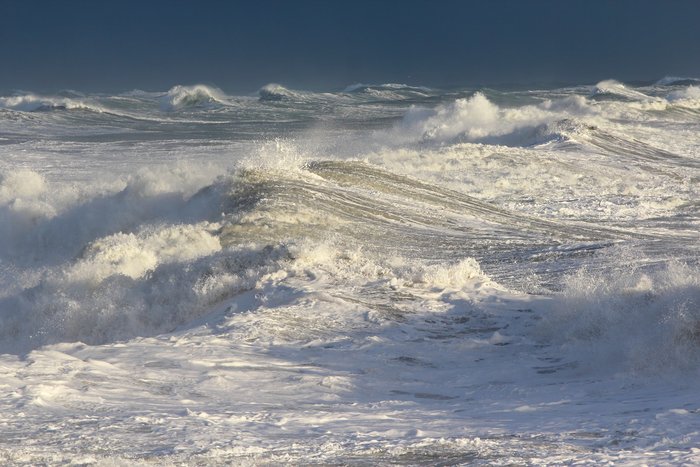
left=1, top=78, right=700, bottom=464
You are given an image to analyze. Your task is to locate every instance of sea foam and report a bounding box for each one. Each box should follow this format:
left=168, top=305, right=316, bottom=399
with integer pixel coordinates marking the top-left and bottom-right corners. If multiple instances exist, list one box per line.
left=540, top=257, right=700, bottom=374
left=667, top=85, right=700, bottom=102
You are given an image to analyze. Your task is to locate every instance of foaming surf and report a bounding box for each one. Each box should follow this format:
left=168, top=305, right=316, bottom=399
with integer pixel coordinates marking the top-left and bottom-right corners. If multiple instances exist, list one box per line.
left=539, top=254, right=700, bottom=374
left=1, top=77, right=700, bottom=465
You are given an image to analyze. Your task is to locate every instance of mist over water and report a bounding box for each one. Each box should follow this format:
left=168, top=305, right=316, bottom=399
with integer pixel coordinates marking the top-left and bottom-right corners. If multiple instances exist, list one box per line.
left=1, top=78, right=700, bottom=464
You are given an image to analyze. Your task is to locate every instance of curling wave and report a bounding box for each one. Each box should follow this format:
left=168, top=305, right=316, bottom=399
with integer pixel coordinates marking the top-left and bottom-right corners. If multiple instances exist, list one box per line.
left=258, top=83, right=301, bottom=101
left=591, top=79, right=656, bottom=101
left=161, top=84, right=231, bottom=110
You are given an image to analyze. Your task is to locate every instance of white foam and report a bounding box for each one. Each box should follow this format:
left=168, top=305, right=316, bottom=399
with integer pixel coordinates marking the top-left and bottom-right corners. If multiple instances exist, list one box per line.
left=0, top=169, right=48, bottom=204
left=124, top=162, right=225, bottom=198
left=539, top=257, right=700, bottom=374
left=68, top=222, right=221, bottom=282
left=390, top=92, right=595, bottom=146
left=1, top=81, right=700, bottom=464
left=0, top=162, right=225, bottom=263
left=667, top=85, right=700, bottom=102
left=0, top=241, right=295, bottom=352
left=0, top=170, right=60, bottom=255
left=287, top=240, right=491, bottom=291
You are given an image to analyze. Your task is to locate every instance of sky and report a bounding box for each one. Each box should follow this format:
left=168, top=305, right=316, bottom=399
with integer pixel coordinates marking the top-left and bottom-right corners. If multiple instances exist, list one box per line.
left=1, top=0, right=700, bottom=93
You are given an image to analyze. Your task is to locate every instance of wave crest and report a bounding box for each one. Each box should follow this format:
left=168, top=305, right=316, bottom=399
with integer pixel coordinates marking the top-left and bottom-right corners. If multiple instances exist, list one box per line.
left=161, top=84, right=229, bottom=110
left=258, top=83, right=301, bottom=101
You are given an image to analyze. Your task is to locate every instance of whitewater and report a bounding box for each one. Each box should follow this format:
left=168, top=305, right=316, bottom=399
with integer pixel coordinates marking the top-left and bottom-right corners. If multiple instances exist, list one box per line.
left=1, top=78, right=699, bottom=465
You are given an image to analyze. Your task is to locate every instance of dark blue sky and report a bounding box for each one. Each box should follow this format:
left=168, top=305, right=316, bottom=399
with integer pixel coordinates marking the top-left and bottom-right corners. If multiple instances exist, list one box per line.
left=2, top=0, right=700, bottom=93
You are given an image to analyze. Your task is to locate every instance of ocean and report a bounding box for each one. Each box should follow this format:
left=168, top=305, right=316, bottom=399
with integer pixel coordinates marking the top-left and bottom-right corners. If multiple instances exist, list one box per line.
left=1, top=78, right=699, bottom=464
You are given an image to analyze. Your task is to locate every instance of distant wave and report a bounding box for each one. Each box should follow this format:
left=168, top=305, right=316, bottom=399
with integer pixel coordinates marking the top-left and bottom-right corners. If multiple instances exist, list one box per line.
left=344, top=82, right=431, bottom=93
left=343, top=82, right=432, bottom=99
left=392, top=91, right=594, bottom=146
left=590, top=80, right=655, bottom=101
left=666, top=86, right=700, bottom=103
left=655, top=76, right=700, bottom=86
left=0, top=93, right=104, bottom=112
left=385, top=86, right=700, bottom=153
left=258, top=83, right=303, bottom=101
left=161, top=84, right=230, bottom=111
left=257, top=82, right=435, bottom=103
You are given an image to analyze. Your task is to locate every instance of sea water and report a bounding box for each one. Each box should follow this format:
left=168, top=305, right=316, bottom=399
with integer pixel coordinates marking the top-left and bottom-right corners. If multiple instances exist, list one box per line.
left=1, top=79, right=699, bottom=464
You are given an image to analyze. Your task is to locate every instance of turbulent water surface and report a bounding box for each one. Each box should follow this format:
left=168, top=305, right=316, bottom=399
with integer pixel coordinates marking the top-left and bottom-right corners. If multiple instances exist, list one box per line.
left=1, top=79, right=700, bottom=465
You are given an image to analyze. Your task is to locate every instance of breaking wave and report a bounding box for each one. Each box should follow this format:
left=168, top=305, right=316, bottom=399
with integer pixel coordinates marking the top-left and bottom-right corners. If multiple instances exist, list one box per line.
left=0, top=164, right=230, bottom=351
left=381, top=85, right=700, bottom=156
left=343, top=83, right=432, bottom=99
left=656, top=76, right=700, bottom=86
left=256, top=83, right=338, bottom=103
left=1, top=79, right=699, bottom=372
left=161, top=84, right=231, bottom=110
left=2, top=158, right=608, bottom=352
left=391, top=91, right=594, bottom=146
left=258, top=83, right=305, bottom=102
left=0, top=93, right=104, bottom=112
left=590, top=80, right=656, bottom=101
left=3, top=75, right=700, bottom=465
